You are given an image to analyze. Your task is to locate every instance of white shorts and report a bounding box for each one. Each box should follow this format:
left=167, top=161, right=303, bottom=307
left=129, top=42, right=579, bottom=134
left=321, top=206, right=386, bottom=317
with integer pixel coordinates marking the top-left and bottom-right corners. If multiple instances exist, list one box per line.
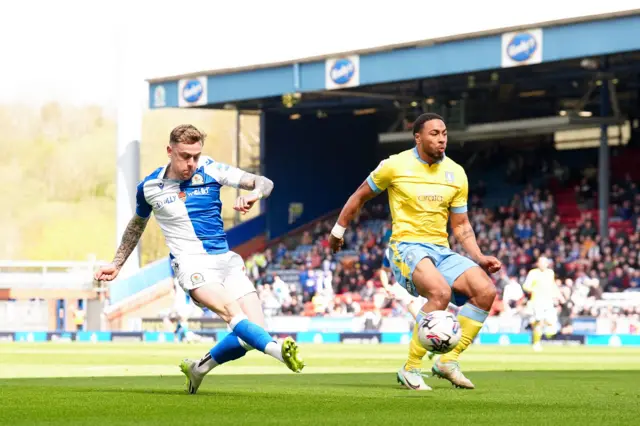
left=170, top=251, right=256, bottom=304
left=531, top=303, right=557, bottom=325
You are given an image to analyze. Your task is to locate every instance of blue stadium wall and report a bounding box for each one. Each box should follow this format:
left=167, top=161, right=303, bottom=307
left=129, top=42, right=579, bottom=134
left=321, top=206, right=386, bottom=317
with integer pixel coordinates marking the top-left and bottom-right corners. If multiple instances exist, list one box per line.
left=263, top=112, right=380, bottom=239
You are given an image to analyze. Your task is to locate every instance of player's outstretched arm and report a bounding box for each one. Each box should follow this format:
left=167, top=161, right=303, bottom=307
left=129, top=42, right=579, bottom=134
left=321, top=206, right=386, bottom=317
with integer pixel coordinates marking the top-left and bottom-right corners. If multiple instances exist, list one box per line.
left=204, top=161, right=274, bottom=214
left=95, top=214, right=149, bottom=281
left=329, top=180, right=378, bottom=252
left=234, top=172, right=274, bottom=214
left=450, top=211, right=501, bottom=274
left=238, top=172, right=274, bottom=198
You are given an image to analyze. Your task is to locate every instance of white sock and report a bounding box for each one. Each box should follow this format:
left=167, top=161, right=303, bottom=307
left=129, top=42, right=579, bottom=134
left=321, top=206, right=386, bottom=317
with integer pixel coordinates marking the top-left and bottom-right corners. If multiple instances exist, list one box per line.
left=195, top=351, right=218, bottom=375
left=264, top=341, right=284, bottom=363
left=229, top=314, right=248, bottom=330
left=238, top=337, right=254, bottom=351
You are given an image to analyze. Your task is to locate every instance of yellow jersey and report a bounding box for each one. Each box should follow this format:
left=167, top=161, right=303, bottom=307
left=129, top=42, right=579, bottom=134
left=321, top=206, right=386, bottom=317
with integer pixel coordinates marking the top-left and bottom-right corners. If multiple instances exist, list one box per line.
left=367, top=147, right=468, bottom=247
left=523, top=268, right=558, bottom=304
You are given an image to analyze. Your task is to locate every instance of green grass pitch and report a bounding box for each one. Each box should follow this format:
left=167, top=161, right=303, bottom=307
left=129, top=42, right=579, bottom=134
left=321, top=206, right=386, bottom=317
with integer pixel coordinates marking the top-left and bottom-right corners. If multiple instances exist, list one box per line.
left=0, top=343, right=638, bottom=425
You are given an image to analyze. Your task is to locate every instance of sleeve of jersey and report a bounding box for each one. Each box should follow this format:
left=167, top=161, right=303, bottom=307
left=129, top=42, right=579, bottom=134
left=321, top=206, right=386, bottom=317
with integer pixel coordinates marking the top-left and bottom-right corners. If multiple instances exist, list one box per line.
left=522, top=271, right=535, bottom=293
left=204, top=162, right=245, bottom=188
left=366, top=159, right=394, bottom=193
left=135, top=181, right=152, bottom=218
left=450, top=171, right=469, bottom=214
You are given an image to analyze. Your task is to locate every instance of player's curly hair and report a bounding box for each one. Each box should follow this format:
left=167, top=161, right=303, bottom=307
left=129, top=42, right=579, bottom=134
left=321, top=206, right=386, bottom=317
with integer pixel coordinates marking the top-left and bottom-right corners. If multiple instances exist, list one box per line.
left=169, top=124, right=207, bottom=145
left=412, top=113, right=444, bottom=135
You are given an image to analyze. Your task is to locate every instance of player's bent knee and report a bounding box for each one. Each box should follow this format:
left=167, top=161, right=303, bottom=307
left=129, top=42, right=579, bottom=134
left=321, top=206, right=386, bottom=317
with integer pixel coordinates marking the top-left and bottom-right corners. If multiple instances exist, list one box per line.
left=238, top=292, right=265, bottom=326
left=190, top=283, right=243, bottom=323
left=429, top=284, right=452, bottom=309
left=413, top=258, right=451, bottom=310
left=474, top=275, right=497, bottom=310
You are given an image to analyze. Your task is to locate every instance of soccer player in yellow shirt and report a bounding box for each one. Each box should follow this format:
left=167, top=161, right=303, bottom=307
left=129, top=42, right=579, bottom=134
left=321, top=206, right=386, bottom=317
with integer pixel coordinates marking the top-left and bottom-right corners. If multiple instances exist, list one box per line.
left=523, top=256, right=564, bottom=351
left=329, top=113, right=501, bottom=390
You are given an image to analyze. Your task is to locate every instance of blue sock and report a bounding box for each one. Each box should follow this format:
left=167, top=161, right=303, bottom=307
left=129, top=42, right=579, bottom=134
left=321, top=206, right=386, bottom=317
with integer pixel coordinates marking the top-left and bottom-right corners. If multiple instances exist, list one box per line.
left=209, top=332, right=247, bottom=364
left=231, top=317, right=274, bottom=353
left=175, top=323, right=184, bottom=341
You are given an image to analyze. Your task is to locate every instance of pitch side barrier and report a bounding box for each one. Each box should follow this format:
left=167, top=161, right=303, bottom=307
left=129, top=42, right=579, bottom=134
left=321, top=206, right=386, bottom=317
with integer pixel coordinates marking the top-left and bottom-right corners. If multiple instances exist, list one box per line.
left=2, top=331, right=638, bottom=347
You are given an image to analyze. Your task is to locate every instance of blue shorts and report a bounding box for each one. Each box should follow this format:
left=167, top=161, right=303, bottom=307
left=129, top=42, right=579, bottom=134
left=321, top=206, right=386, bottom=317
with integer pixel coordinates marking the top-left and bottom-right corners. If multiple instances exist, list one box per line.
left=385, top=241, right=478, bottom=306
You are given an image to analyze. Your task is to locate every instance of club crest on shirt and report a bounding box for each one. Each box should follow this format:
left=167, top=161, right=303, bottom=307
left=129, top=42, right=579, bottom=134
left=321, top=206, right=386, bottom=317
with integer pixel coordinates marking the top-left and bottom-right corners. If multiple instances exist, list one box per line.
left=158, top=182, right=164, bottom=190
left=190, top=273, right=204, bottom=285
left=191, top=174, right=204, bottom=185
left=445, top=171, right=454, bottom=184
left=178, top=191, right=187, bottom=202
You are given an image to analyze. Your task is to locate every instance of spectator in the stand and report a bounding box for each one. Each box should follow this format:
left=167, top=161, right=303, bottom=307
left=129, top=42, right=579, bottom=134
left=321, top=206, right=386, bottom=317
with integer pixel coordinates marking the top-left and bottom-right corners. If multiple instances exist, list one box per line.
left=516, top=217, right=533, bottom=240
left=275, top=243, right=287, bottom=262
left=362, top=308, right=382, bottom=331
left=501, top=275, right=525, bottom=317
left=322, top=255, right=336, bottom=273
left=360, top=280, right=376, bottom=302
left=494, top=269, right=510, bottom=294
left=607, top=267, right=626, bottom=291
left=576, top=177, right=595, bottom=208
left=301, top=231, right=313, bottom=245
left=580, top=220, right=597, bottom=239
left=470, top=194, right=483, bottom=209
left=307, top=247, right=322, bottom=269
left=272, top=275, right=289, bottom=303
left=298, top=265, right=308, bottom=287
left=334, top=294, right=360, bottom=316
left=300, top=270, right=315, bottom=302
left=312, top=291, right=330, bottom=316
left=617, top=200, right=633, bottom=221
left=629, top=270, right=640, bottom=289
left=258, top=284, right=282, bottom=317
left=281, top=297, right=303, bottom=316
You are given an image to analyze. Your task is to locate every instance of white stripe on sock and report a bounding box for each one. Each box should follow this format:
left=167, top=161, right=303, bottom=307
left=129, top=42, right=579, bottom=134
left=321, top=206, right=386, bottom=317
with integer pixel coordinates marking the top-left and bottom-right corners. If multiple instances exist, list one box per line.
left=237, top=337, right=254, bottom=351
left=264, top=341, right=284, bottom=363
left=229, top=314, right=248, bottom=330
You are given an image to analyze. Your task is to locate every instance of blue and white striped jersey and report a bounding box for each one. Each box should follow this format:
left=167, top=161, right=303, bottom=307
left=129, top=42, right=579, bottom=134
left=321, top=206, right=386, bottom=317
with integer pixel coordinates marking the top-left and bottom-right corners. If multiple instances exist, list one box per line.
left=135, top=156, right=244, bottom=258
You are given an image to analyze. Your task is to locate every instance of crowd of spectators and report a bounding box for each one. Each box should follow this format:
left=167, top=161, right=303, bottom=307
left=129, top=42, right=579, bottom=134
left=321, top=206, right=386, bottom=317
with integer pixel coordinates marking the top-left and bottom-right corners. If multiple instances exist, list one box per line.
left=244, top=168, right=640, bottom=333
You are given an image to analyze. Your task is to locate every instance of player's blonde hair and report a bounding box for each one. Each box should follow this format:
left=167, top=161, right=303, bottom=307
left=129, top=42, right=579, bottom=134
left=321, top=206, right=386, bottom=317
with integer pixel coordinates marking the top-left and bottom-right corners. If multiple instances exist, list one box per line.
left=169, top=124, right=207, bottom=146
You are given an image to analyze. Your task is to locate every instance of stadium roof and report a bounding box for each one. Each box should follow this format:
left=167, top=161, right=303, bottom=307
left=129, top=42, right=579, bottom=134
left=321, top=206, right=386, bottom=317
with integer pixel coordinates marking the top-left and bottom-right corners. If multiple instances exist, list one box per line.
left=146, top=9, right=640, bottom=127
left=147, top=9, right=640, bottom=84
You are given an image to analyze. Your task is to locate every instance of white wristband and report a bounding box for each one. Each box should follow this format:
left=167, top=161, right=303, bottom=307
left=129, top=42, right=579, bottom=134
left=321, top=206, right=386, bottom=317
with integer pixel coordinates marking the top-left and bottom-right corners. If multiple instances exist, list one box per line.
left=250, top=189, right=263, bottom=199
left=331, top=223, right=346, bottom=239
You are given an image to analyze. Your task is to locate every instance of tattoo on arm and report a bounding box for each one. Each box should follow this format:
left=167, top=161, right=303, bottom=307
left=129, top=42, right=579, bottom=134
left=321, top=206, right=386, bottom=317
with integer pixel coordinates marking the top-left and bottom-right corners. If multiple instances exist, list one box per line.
left=238, top=173, right=274, bottom=198
left=452, top=217, right=482, bottom=261
left=112, top=215, right=149, bottom=269
left=454, top=223, right=475, bottom=243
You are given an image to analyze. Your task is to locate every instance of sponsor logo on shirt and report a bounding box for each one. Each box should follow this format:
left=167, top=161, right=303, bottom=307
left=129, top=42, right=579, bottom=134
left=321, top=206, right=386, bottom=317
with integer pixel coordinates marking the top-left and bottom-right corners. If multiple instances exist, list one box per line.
left=154, top=195, right=178, bottom=209
left=191, top=187, right=209, bottom=196
left=417, top=194, right=444, bottom=202
left=153, top=187, right=210, bottom=209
